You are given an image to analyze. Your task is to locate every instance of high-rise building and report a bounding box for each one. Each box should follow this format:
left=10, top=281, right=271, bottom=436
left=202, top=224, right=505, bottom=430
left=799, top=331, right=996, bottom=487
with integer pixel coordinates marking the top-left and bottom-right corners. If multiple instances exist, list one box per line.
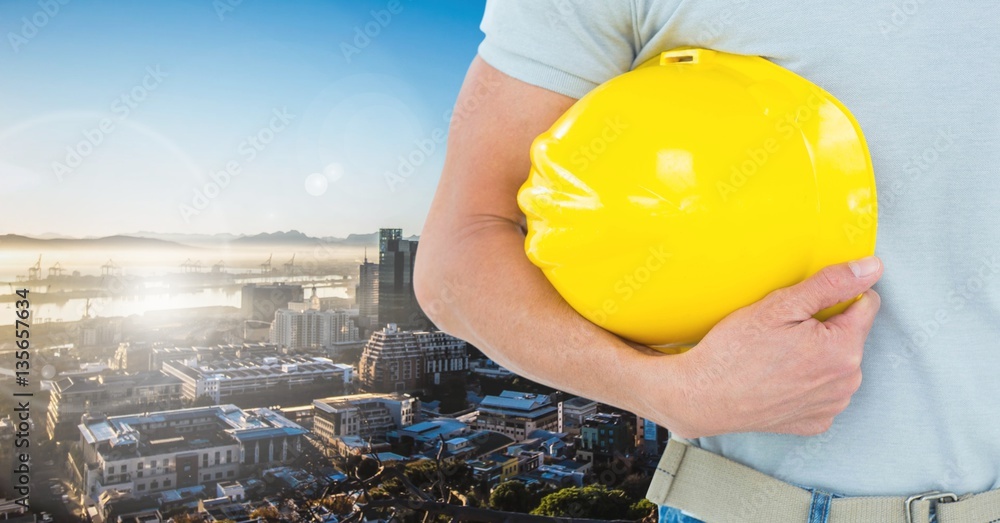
left=241, top=283, right=304, bottom=322
left=378, top=228, right=429, bottom=329
left=357, top=250, right=379, bottom=328
left=270, top=309, right=359, bottom=350
left=358, top=324, right=469, bottom=393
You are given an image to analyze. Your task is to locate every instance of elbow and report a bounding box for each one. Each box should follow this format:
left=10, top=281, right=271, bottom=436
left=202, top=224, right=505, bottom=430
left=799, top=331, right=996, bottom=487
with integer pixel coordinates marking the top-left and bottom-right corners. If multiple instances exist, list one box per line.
left=413, top=241, right=459, bottom=334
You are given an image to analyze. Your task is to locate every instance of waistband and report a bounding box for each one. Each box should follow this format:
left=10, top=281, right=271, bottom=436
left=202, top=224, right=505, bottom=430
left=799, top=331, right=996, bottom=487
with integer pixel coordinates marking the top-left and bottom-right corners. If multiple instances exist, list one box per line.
left=646, top=438, right=1000, bottom=523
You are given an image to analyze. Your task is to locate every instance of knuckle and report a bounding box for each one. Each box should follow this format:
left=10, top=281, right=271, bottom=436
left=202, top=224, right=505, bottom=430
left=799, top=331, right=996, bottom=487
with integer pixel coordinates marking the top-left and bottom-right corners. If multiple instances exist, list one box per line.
left=760, top=289, right=799, bottom=322
left=841, top=348, right=864, bottom=372
left=816, top=266, right=844, bottom=292
left=848, top=371, right=864, bottom=394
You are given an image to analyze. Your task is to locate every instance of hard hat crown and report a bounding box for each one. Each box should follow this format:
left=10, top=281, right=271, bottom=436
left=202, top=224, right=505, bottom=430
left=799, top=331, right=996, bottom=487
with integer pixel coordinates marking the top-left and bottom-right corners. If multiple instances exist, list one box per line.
left=518, top=48, right=877, bottom=351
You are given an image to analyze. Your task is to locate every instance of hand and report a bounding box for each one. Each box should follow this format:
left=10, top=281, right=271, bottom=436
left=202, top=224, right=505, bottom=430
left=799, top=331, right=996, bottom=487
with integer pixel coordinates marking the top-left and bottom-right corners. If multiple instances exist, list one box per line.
left=653, top=256, right=883, bottom=438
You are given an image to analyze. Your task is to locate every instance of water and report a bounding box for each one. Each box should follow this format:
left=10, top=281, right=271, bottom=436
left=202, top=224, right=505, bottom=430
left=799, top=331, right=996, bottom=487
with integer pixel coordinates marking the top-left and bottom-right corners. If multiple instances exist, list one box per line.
left=4, top=285, right=352, bottom=324
left=1, top=245, right=364, bottom=323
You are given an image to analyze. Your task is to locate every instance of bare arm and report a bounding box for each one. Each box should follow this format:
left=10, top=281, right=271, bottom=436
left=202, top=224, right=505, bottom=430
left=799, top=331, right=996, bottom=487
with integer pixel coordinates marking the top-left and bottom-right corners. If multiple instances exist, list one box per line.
left=415, top=57, right=883, bottom=438
left=413, top=57, right=680, bottom=421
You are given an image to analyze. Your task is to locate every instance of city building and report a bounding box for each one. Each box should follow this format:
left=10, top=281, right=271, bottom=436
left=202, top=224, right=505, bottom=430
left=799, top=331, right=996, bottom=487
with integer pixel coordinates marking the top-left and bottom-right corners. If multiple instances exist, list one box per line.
left=518, top=460, right=590, bottom=489
left=558, top=397, right=599, bottom=435
left=216, top=481, right=246, bottom=502
left=270, top=308, right=359, bottom=350
left=393, top=418, right=469, bottom=446
left=111, top=342, right=157, bottom=372
left=577, top=413, right=635, bottom=463
left=357, top=251, right=379, bottom=328
left=469, top=452, right=520, bottom=485
left=46, top=372, right=184, bottom=440
left=161, top=355, right=352, bottom=403
left=469, top=359, right=514, bottom=379
left=637, top=416, right=670, bottom=454
left=312, top=393, right=416, bottom=442
left=475, top=391, right=559, bottom=441
left=377, top=228, right=429, bottom=329
left=78, top=317, right=124, bottom=349
left=78, top=405, right=307, bottom=501
left=357, top=324, right=469, bottom=393
left=240, top=283, right=303, bottom=322
left=198, top=496, right=253, bottom=522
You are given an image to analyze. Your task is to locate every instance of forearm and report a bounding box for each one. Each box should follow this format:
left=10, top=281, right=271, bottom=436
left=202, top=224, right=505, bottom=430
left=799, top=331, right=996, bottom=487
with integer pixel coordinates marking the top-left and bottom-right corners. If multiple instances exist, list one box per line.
left=416, top=213, right=682, bottom=420
left=414, top=56, right=687, bottom=427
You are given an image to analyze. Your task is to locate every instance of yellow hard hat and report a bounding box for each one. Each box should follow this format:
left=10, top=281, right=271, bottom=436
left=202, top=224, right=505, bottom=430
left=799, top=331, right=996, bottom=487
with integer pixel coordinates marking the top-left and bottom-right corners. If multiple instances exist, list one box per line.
left=518, top=48, right=877, bottom=352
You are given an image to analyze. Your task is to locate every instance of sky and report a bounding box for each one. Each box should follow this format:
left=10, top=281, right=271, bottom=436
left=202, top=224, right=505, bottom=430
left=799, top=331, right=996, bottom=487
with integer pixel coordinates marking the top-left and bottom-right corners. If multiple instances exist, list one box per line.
left=0, top=0, right=487, bottom=238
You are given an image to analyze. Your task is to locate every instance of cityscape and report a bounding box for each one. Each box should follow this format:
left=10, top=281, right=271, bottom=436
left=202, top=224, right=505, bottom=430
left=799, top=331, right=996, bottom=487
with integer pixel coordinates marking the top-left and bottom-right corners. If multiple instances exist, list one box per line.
left=0, top=228, right=667, bottom=522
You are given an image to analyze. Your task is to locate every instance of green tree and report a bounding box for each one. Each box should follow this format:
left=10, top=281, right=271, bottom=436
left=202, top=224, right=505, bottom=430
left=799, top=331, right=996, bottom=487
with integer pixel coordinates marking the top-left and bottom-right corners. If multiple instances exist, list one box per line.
left=629, top=499, right=657, bottom=520
left=526, top=482, right=559, bottom=512
left=490, top=480, right=530, bottom=513
left=531, top=485, right=634, bottom=519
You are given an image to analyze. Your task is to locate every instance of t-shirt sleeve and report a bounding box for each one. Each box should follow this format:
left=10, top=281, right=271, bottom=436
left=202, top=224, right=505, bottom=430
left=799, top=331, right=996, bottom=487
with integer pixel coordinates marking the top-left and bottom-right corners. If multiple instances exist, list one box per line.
left=478, top=0, right=640, bottom=99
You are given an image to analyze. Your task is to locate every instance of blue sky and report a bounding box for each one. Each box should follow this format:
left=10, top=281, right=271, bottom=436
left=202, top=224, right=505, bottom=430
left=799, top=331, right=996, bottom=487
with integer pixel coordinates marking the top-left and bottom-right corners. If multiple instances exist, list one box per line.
left=0, top=0, right=487, bottom=238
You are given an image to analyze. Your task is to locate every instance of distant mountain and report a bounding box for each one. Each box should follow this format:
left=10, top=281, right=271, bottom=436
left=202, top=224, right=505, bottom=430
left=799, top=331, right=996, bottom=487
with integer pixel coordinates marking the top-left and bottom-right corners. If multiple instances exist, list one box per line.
left=127, top=231, right=243, bottom=244
left=234, top=230, right=417, bottom=245
left=0, top=234, right=196, bottom=249
left=33, top=232, right=75, bottom=240
left=15, top=230, right=422, bottom=247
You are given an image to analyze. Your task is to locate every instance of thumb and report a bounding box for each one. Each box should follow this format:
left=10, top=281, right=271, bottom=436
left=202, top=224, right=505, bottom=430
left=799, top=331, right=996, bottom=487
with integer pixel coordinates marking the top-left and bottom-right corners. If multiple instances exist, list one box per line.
left=771, top=256, right=883, bottom=320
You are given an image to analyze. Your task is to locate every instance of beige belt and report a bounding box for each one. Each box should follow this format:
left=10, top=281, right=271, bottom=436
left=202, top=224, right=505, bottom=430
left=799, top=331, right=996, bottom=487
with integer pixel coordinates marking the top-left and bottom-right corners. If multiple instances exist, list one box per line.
left=647, top=438, right=1000, bottom=523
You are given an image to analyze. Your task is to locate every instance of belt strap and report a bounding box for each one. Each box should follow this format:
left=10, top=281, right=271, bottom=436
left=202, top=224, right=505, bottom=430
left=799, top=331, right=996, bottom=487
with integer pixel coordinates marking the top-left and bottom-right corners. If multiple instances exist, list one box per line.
left=646, top=438, right=1000, bottom=523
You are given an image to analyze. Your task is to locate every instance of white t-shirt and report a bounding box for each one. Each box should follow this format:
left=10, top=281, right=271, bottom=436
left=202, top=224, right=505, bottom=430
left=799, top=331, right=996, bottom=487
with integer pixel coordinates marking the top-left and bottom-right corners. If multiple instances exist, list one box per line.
left=479, top=0, right=1000, bottom=497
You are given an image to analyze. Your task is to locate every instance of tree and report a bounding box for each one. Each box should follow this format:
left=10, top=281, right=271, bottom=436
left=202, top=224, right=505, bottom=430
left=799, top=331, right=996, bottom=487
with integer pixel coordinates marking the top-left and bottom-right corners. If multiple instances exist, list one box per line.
left=526, top=482, right=558, bottom=513
left=320, top=494, right=355, bottom=515
left=629, top=499, right=657, bottom=520
left=249, top=506, right=281, bottom=522
left=531, top=485, right=637, bottom=519
left=490, top=480, right=530, bottom=513
left=618, top=473, right=653, bottom=501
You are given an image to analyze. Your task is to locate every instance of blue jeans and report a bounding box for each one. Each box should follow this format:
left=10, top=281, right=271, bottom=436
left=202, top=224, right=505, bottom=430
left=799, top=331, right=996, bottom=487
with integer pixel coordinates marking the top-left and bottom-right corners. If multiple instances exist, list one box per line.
left=658, top=487, right=843, bottom=523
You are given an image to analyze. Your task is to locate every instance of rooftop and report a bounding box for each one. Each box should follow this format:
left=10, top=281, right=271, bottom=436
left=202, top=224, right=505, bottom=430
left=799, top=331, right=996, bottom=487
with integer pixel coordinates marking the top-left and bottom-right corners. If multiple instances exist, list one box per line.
left=79, top=405, right=307, bottom=460
left=54, top=372, right=181, bottom=393
left=399, top=418, right=468, bottom=440
left=582, top=413, right=626, bottom=427
left=479, top=391, right=553, bottom=414
left=562, top=396, right=599, bottom=408
left=164, top=355, right=347, bottom=381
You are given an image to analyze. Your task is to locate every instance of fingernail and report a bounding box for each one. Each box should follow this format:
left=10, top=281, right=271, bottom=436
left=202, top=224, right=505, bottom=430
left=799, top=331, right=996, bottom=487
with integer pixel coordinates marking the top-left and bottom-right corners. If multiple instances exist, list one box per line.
left=849, top=256, right=880, bottom=278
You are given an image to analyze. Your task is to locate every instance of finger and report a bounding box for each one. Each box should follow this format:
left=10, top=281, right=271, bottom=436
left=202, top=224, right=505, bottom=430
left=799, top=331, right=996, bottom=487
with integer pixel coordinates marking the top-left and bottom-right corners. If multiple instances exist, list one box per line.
left=824, top=289, right=882, bottom=341
left=767, top=257, right=883, bottom=320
